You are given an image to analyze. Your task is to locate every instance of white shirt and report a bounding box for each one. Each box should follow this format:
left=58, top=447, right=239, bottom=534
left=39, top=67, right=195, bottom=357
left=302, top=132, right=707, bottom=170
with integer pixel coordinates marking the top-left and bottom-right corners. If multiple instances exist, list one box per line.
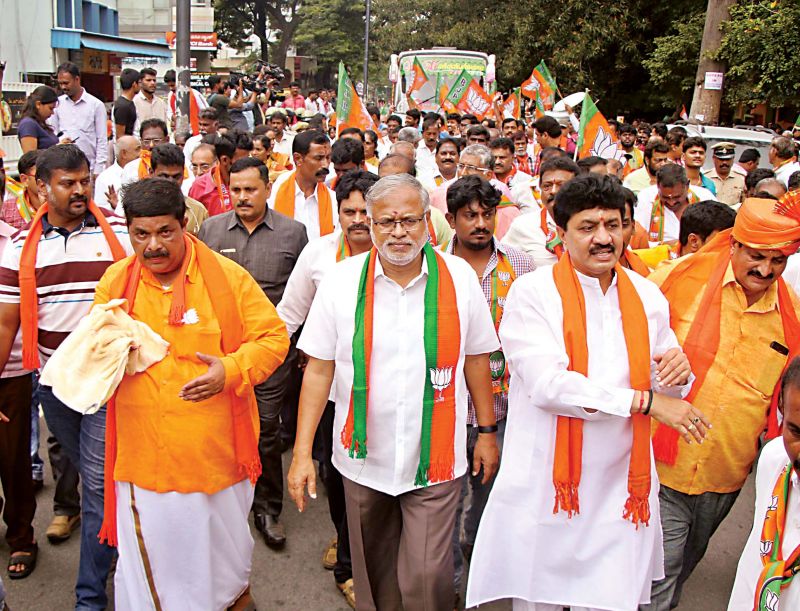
left=509, top=175, right=539, bottom=213
left=94, top=163, right=125, bottom=212
left=416, top=141, right=438, bottom=174
left=183, top=134, right=203, bottom=166
left=133, top=91, right=169, bottom=132
left=298, top=250, right=499, bottom=496
left=272, top=132, right=294, bottom=158
left=50, top=89, right=108, bottom=173
left=728, top=438, right=800, bottom=611
left=166, top=88, right=209, bottom=124
left=776, top=160, right=800, bottom=187
left=268, top=171, right=339, bottom=240
left=467, top=266, right=690, bottom=610
left=501, top=205, right=559, bottom=268
left=635, top=184, right=716, bottom=246
left=783, top=255, right=800, bottom=296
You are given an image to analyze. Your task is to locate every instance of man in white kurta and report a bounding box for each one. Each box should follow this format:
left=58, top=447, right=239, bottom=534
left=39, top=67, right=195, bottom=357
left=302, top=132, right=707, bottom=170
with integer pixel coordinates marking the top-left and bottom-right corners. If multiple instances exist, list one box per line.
left=467, top=173, right=702, bottom=611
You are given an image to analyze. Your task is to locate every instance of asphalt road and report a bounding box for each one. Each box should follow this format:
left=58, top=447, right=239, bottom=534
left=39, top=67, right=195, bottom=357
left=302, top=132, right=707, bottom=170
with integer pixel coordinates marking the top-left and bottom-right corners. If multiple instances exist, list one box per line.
left=2, top=421, right=755, bottom=611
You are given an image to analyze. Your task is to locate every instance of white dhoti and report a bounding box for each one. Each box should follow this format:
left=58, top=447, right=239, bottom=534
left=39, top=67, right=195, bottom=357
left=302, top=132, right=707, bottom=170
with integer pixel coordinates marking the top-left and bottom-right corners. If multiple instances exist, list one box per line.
left=114, top=479, right=254, bottom=611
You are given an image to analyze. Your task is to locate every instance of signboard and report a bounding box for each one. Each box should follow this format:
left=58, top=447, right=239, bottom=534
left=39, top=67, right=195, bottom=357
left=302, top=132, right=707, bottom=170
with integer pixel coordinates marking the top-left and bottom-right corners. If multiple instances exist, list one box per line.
left=704, top=71, right=723, bottom=91
left=166, top=32, right=218, bottom=51
left=109, top=54, right=122, bottom=76
left=0, top=90, right=28, bottom=136
left=83, top=50, right=109, bottom=75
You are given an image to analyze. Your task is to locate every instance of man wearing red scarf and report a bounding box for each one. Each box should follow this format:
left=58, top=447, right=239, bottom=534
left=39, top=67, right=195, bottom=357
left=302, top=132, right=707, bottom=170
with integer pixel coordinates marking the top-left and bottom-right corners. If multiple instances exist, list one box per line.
left=189, top=133, right=236, bottom=217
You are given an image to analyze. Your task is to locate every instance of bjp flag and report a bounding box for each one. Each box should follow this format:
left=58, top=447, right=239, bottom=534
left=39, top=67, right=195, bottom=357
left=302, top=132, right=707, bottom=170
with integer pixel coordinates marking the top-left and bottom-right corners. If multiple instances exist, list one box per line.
left=576, top=93, right=624, bottom=161
left=503, top=88, right=522, bottom=120
left=336, top=61, right=377, bottom=136
left=445, top=70, right=493, bottom=120
left=521, top=61, right=557, bottom=110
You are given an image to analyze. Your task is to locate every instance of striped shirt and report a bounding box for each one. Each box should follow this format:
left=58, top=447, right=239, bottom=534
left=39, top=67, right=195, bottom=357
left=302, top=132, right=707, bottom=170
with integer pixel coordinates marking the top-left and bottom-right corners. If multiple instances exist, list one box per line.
left=443, top=237, right=534, bottom=424
left=0, top=220, right=28, bottom=379
left=0, top=210, right=132, bottom=367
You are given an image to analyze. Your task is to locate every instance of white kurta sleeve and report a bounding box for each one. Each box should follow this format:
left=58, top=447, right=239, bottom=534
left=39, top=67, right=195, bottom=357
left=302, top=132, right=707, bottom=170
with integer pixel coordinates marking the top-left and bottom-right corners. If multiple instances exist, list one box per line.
left=276, top=246, right=317, bottom=336
left=499, top=274, right=635, bottom=420
left=297, top=271, right=338, bottom=361
left=648, top=284, right=695, bottom=399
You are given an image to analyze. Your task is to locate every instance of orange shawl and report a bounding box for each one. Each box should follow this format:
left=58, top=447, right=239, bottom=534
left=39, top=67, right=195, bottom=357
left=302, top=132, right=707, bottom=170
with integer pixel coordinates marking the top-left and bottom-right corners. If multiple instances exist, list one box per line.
left=273, top=171, right=334, bottom=235
left=653, top=227, right=800, bottom=464
left=19, top=201, right=127, bottom=369
left=623, top=248, right=651, bottom=276
left=552, top=254, right=653, bottom=526
left=98, top=234, right=261, bottom=546
left=137, top=150, right=152, bottom=179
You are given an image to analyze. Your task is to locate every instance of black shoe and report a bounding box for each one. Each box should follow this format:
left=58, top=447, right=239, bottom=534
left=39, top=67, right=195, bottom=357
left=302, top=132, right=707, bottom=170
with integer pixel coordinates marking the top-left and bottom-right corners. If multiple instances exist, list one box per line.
left=254, top=513, right=286, bottom=549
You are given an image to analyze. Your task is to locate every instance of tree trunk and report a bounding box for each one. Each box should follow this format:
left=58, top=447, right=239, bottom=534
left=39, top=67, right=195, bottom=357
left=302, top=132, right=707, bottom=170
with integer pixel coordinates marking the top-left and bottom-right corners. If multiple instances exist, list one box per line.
left=688, top=0, right=736, bottom=125
left=272, top=18, right=299, bottom=75
left=254, top=3, right=269, bottom=62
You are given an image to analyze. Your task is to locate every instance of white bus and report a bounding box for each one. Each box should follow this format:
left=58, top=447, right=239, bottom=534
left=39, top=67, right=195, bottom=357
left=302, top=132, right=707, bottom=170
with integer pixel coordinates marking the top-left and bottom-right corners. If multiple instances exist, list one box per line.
left=389, top=48, right=495, bottom=113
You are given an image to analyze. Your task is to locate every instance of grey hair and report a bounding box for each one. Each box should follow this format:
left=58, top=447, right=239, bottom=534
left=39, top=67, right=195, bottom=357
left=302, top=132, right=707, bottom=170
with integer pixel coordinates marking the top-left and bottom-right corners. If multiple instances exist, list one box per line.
left=365, top=173, right=430, bottom=216
left=397, top=126, right=421, bottom=144
left=755, top=177, right=788, bottom=197
left=461, top=144, right=494, bottom=170
left=771, top=136, right=797, bottom=160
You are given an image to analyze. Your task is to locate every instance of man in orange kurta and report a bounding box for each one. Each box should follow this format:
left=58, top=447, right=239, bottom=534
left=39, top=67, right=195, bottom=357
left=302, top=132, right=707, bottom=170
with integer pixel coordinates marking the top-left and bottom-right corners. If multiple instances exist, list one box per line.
left=644, top=197, right=800, bottom=610
left=92, top=177, right=289, bottom=610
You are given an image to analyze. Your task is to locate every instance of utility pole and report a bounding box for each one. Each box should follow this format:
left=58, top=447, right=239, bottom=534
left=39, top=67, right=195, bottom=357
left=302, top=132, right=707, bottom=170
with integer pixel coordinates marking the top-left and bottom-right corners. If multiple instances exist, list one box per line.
left=175, top=0, right=192, bottom=134
left=688, top=0, right=736, bottom=125
left=363, top=0, right=371, bottom=101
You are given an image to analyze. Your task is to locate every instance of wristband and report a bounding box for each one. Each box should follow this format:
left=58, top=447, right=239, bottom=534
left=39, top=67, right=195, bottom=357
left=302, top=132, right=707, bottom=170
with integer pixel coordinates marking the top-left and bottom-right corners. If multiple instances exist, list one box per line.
left=643, top=390, right=654, bottom=416
left=478, top=424, right=498, bottom=434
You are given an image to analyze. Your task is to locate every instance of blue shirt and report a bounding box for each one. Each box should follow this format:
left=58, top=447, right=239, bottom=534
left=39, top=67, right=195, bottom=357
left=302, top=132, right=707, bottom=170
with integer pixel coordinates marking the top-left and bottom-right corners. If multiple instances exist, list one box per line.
left=17, top=117, right=59, bottom=150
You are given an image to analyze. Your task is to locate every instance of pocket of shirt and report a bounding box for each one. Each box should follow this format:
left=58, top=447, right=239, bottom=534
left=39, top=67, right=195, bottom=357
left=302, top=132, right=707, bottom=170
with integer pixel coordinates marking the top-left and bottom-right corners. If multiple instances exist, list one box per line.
left=752, top=347, right=787, bottom=398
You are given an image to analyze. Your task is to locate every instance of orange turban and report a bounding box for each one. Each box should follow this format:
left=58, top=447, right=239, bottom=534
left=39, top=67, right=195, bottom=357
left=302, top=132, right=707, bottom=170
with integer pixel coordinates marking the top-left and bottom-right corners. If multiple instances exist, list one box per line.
left=733, top=196, right=800, bottom=255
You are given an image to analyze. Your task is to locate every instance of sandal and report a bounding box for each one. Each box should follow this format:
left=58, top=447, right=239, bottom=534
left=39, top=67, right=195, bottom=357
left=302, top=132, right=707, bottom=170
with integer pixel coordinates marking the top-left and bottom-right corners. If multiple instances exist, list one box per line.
left=7, top=543, right=38, bottom=579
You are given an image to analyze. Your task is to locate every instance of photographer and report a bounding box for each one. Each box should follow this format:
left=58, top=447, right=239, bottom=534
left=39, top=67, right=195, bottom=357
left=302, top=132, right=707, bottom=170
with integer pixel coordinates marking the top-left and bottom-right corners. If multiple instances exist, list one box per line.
left=207, top=75, right=253, bottom=129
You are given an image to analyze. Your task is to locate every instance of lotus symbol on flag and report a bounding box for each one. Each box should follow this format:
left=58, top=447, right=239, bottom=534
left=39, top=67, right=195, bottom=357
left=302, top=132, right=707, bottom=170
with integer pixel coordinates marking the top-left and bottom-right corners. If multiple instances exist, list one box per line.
left=760, top=540, right=773, bottom=556
left=430, top=367, right=454, bottom=401
left=467, top=88, right=490, bottom=117
left=489, top=351, right=506, bottom=380
left=590, top=127, right=625, bottom=162
left=768, top=495, right=779, bottom=511
left=497, top=296, right=506, bottom=309
left=498, top=271, right=511, bottom=284
left=764, top=590, right=779, bottom=611
left=523, top=80, right=540, bottom=94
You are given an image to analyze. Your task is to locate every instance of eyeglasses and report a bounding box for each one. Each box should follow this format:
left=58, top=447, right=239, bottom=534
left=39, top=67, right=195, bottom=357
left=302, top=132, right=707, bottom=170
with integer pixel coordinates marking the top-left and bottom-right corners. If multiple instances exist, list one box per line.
left=191, top=163, right=212, bottom=173
left=142, top=138, right=166, bottom=146
left=371, top=215, right=426, bottom=233
left=457, top=162, right=491, bottom=174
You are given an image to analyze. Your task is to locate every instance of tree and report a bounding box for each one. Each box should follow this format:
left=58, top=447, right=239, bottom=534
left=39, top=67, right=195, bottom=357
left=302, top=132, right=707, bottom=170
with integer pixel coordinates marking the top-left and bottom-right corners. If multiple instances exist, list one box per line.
left=214, top=0, right=302, bottom=69
left=716, top=0, right=800, bottom=107
left=293, top=0, right=366, bottom=88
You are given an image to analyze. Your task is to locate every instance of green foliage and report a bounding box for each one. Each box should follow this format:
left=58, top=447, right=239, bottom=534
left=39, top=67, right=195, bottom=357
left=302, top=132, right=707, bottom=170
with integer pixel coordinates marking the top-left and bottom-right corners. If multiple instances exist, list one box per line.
left=643, top=11, right=705, bottom=109
left=294, top=0, right=366, bottom=77
left=717, top=0, right=800, bottom=106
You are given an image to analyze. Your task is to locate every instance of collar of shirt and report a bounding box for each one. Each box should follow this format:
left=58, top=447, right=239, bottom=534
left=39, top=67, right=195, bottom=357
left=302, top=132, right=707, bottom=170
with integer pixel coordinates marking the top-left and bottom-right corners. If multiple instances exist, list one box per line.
left=140, top=239, right=199, bottom=290
left=136, top=91, right=158, bottom=105
left=226, top=207, right=274, bottom=232
left=59, top=90, right=87, bottom=106
left=445, top=236, right=504, bottom=282
left=722, top=262, right=779, bottom=313
left=42, top=211, right=98, bottom=238
left=575, top=267, right=619, bottom=293
left=373, top=249, right=429, bottom=290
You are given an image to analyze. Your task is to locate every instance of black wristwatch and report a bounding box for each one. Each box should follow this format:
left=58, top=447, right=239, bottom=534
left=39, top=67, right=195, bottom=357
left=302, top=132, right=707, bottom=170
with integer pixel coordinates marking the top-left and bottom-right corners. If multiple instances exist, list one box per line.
left=478, top=424, right=498, bottom=434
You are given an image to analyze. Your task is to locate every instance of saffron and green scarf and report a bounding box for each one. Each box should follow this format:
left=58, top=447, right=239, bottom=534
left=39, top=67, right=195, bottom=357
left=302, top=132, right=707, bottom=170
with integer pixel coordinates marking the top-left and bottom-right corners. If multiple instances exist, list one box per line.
left=341, top=242, right=461, bottom=486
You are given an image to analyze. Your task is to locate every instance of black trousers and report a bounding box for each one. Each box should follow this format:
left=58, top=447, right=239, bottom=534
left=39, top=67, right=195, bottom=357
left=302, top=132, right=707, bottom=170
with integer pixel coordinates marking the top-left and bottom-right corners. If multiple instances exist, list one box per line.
left=0, top=374, right=36, bottom=553
left=252, top=348, right=297, bottom=518
left=314, top=400, right=352, bottom=584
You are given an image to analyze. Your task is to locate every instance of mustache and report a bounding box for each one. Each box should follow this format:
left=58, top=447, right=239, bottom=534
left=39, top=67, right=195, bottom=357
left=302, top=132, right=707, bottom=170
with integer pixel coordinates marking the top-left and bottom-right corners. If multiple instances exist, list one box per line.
left=589, top=244, right=614, bottom=255
left=315, top=168, right=329, bottom=177
left=143, top=250, right=169, bottom=259
left=347, top=223, right=369, bottom=233
left=471, top=229, right=490, bottom=237
left=70, top=195, right=88, bottom=204
left=748, top=270, right=774, bottom=281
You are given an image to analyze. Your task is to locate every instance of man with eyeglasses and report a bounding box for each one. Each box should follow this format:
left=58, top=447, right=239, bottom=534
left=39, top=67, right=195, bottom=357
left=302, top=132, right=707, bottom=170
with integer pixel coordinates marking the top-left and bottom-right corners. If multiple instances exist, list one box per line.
left=120, top=118, right=169, bottom=188
left=288, top=173, right=500, bottom=610
left=190, top=143, right=218, bottom=179
left=502, top=157, right=581, bottom=268
left=183, top=108, right=220, bottom=163
left=635, top=164, right=713, bottom=246
left=94, top=136, right=140, bottom=212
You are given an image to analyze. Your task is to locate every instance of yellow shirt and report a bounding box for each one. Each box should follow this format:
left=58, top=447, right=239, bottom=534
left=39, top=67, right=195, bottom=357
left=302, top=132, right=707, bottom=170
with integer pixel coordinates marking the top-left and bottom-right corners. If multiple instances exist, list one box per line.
left=93, top=244, right=289, bottom=494
left=652, top=263, right=794, bottom=494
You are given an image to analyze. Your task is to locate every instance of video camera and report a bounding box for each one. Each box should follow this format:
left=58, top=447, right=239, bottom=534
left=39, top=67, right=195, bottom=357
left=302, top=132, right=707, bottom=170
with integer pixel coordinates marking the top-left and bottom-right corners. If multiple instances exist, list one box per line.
left=229, top=60, right=285, bottom=94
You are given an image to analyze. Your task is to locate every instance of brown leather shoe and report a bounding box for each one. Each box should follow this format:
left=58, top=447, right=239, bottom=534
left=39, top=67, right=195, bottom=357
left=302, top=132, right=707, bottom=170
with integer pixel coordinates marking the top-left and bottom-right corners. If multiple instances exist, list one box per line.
left=227, top=585, right=256, bottom=611
left=337, top=578, right=355, bottom=609
left=322, top=537, right=337, bottom=570
left=46, top=515, right=80, bottom=543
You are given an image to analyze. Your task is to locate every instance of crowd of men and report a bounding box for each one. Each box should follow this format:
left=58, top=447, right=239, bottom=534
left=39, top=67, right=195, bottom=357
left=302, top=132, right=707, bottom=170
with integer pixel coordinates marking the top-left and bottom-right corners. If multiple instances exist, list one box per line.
left=2, top=61, right=800, bottom=611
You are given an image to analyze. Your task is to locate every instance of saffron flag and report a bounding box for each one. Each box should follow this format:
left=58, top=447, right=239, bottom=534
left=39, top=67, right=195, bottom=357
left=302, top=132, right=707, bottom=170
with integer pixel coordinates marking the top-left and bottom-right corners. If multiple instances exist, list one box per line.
left=336, top=61, right=377, bottom=136
left=534, top=90, right=546, bottom=119
left=680, top=104, right=689, bottom=121
left=438, top=73, right=457, bottom=113
left=503, top=88, right=522, bottom=120
left=521, top=60, right=557, bottom=109
left=576, top=94, right=625, bottom=161
left=407, top=57, right=430, bottom=100
left=445, top=70, right=493, bottom=120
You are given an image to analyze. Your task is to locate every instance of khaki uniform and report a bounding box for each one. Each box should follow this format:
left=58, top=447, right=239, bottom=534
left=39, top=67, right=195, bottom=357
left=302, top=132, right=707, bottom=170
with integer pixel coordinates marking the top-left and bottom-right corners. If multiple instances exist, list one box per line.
left=703, top=169, right=744, bottom=206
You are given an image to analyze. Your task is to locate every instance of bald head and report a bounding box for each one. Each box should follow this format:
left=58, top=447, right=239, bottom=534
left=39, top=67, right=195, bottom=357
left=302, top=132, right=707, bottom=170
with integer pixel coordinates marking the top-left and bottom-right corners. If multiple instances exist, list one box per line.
left=116, top=136, right=141, bottom=168
left=378, top=153, right=415, bottom=178
left=755, top=178, right=788, bottom=200
left=389, top=141, right=417, bottom=162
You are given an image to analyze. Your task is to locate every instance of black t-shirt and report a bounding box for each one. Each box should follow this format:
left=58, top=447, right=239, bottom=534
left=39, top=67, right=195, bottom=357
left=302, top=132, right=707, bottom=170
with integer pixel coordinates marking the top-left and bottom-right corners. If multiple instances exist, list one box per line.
left=113, top=96, right=137, bottom=135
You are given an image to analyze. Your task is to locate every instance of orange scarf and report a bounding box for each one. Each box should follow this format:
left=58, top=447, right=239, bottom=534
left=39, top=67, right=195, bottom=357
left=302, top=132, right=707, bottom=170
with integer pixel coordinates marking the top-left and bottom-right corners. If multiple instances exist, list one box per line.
left=137, top=150, right=152, bottom=179
left=648, top=190, right=699, bottom=243
left=653, top=228, right=800, bottom=464
left=98, top=234, right=260, bottom=546
left=273, top=171, right=334, bottom=235
left=552, top=254, right=653, bottom=526
left=19, top=201, right=127, bottom=369
left=622, top=248, right=651, bottom=276
left=541, top=207, right=564, bottom=257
